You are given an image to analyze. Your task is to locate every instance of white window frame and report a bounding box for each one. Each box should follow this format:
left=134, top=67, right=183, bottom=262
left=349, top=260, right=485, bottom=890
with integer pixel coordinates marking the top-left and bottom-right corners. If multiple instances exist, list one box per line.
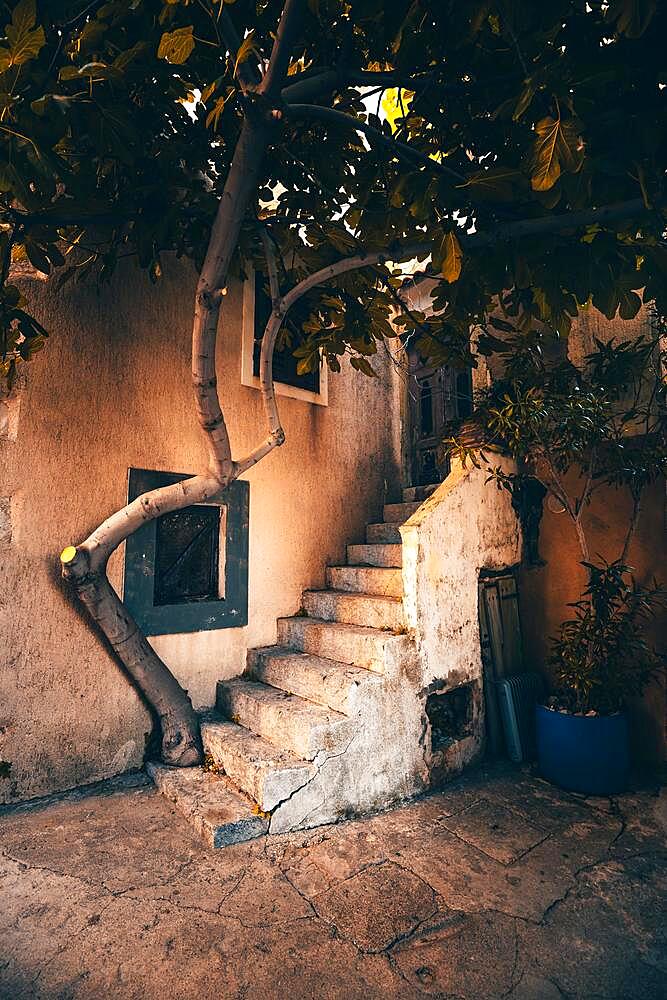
left=241, top=268, right=328, bottom=406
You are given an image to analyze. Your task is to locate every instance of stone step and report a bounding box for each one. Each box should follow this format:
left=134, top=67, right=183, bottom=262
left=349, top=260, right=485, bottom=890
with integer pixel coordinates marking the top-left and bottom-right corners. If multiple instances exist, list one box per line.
left=246, top=646, right=381, bottom=715
left=277, top=616, right=402, bottom=673
left=402, top=484, right=439, bottom=503
left=347, top=543, right=402, bottom=568
left=302, top=589, right=404, bottom=630
left=366, top=522, right=402, bottom=544
left=147, top=762, right=268, bottom=849
left=383, top=501, right=422, bottom=523
left=201, top=717, right=314, bottom=813
left=326, top=565, right=403, bottom=598
left=216, top=678, right=354, bottom=761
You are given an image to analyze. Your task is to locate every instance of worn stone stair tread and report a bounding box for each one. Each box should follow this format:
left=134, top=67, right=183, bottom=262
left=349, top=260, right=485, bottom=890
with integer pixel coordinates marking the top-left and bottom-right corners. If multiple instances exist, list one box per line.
left=247, top=645, right=382, bottom=714
left=277, top=615, right=405, bottom=673
left=346, top=543, right=402, bottom=568
left=147, top=761, right=267, bottom=849
left=365, top=522, right=402, bottom=544
left=402, top=484, right=439, bottom=503
left=383, top=501, right=422, bottom=523
left=201, top=717, right=315, bottom=813
left=216, top=678, right=354, bottom=760
left=326, top=565, right=403, bottom=598
left=302, top=589, right=404, bottom=630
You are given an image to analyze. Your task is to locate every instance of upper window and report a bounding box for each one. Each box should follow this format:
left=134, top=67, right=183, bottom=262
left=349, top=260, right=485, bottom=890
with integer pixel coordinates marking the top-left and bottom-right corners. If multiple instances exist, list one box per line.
left=241, top=268, right=328, bottom=406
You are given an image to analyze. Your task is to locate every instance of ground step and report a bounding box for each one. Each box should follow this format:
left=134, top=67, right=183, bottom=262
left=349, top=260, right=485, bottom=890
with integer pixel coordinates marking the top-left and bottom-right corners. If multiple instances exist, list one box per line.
left=216, top=678, right=354, bottom=760
left=402, top=484, right=439, bottom=503
left=277, top=616, right=402, bottom=673
left=201, top=717, right=314, bottom=813
left=383, top=501, right=422, bottom=523
left=247, top=646, right=381, bottom=715
left=302, top=590, right=404, bottom=630
left=326, top=566, right=402, bottom=598
left=147, top=762, right=267, bottom=848
left=347, top=543, right=402, bottom=568
left=366, top=522, right=402, bottom=544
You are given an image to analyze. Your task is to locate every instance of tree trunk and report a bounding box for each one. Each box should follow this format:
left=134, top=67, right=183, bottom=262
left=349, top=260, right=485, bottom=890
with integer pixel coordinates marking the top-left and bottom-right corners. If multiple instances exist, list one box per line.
left=59, top=2, right=303, bottom=766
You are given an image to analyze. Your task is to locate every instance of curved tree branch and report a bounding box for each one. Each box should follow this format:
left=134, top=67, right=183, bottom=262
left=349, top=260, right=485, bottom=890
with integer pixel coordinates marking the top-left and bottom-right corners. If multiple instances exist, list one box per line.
left=60, top=1, right=305, bottom=768
left=218, top=9, right=262, bottom=91
left=259, top=0, right=304, bottom=97
left=286, top=103, right=468, bottom=182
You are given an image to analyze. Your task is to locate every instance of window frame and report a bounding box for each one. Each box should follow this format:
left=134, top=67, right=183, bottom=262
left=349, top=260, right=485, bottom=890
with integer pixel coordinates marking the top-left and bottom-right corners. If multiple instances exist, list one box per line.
left=240, top=266, right=328, bottom=407
left=122, top=468, right=249, bottom=636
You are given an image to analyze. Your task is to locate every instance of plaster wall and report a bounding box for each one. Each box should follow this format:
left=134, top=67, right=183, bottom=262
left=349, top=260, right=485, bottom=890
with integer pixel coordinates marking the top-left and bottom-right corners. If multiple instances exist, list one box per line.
left=518, top=305, right=667, bottom=763
left=401, top=459, right=522, bottom=774
left=0, top=257, right=403, bottom=804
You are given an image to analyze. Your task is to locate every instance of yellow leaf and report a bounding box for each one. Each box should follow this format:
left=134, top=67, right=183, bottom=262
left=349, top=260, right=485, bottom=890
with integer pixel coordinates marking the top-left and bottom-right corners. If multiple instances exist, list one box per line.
left=233, top=30, right=258, bottom=78
left=530, top=116, right=583, bottom=192
left=157, top=25, right=194, bottom=65
left=205, top=95, right=226, bottom=131
left=439, top=231, right=463, bottom=283
left=5, top=0, right=45, bottom=67
left=381, top=87, right=414, bottom=134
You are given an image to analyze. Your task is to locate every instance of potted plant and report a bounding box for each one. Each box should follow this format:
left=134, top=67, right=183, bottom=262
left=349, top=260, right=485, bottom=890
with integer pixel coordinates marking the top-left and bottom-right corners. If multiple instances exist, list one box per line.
left=445, top=309, right=667, bottom=792
left=538, top=559, right=665, bottom=793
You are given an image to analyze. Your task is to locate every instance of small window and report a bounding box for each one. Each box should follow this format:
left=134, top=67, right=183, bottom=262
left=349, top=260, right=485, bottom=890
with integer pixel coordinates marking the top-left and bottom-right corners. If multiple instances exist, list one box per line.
left=123, top=469, right=248, bottom=636
left=154, top=505, right=221, bottom=606
left=241, top=268, right=328, bottom=406
left=252, top=275, right=320, bottom=394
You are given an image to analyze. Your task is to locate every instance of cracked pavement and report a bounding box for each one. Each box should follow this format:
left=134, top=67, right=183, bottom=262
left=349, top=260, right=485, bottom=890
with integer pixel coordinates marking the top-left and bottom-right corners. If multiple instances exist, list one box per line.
left=0, top=762, right=665, bottom=999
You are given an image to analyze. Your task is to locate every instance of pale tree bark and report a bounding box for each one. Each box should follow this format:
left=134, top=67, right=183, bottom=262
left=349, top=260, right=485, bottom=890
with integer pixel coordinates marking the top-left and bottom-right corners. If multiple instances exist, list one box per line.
left=58, top=0, right=654, bottom=768
left=60, top=0, right=304, bottom=766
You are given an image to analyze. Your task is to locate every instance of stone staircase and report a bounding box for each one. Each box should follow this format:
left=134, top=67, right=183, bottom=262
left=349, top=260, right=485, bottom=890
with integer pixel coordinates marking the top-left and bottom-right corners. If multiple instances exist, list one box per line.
left=148, top=491, right=433, bottom=847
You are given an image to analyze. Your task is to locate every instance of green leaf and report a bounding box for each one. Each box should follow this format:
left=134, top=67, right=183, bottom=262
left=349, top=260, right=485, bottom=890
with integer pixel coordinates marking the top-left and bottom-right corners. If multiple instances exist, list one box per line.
left=606, top=0, right=656, bottom=38
left=157, top=25, right=194, bottom=65
left=23, top=237, right=51, bottom=275
left=5, top=0, right=45, bottom=66
left=350, top=355, right=378, bottom=377
left=460, top=167, right=523, bottom=202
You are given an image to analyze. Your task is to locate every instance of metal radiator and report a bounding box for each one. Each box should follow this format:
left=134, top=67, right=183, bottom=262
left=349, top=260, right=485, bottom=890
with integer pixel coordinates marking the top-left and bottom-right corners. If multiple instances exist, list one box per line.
left=495, top=672, right=546, bottom=763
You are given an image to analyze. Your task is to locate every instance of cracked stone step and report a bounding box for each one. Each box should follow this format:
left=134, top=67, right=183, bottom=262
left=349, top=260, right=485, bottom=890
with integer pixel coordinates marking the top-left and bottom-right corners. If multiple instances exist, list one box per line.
left=347, top=543, right=402, bottom=568
left=326, top=566, right=403, bottom=598
left=216, top=678, right=355, bottom=761
left=302, top=590, right=404, bottom=630
left=200, top=717, right=315, bottom=813
left=277, top=616, right=403, bottom=673
left=366, top=522, right=402, bottom=544
left=383, top=501, right=422, bottom=523
left=402, top=484, right=439, bottom=503
left=147, top=762, right=268, bottom=848
left=246, top=646, right=382, bottom=715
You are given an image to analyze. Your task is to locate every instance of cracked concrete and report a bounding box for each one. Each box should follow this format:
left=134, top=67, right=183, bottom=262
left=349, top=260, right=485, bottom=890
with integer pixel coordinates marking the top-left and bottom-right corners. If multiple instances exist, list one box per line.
left=0, top=761, right=665, bottom=999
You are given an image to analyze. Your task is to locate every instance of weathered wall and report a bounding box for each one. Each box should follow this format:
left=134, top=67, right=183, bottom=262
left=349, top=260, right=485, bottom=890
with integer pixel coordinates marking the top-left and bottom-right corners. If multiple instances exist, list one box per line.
left=401, top=459, right=522, bottom=775
left=518, top=305, right=667, bottom=763
left=0, top=257, right=402, bottom=804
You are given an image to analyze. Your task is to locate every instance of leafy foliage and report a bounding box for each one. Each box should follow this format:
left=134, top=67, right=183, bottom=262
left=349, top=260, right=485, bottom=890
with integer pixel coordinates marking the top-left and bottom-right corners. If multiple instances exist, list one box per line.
left=445, top=323, right=667, bottom=711
left=551, top=560, right=666, bottom=714
left=0, top=0, right=665, bottom=382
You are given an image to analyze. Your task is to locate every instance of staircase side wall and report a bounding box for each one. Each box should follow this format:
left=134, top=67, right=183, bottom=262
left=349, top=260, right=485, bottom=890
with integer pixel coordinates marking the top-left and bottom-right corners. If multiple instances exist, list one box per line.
left=400, top=459, right=521, bottom=777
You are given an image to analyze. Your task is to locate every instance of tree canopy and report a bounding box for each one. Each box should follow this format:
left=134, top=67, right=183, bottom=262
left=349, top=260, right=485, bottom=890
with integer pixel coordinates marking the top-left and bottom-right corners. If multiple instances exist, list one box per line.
left=1, top=0, right=666, bottom=381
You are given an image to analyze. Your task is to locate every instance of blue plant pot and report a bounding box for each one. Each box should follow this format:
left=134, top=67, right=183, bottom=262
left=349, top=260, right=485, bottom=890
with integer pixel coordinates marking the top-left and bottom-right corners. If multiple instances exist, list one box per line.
left=536, top=704, right=630, bottom=795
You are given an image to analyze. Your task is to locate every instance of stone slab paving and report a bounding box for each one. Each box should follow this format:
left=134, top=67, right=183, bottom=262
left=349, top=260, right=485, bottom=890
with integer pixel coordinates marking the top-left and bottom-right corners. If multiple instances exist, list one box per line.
left=0, top=762, right=665, bottom=1000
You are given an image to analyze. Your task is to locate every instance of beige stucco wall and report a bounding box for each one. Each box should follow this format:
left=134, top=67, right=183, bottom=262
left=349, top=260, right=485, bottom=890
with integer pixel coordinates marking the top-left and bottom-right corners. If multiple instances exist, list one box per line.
left=0, top=257, right=403, bottom=804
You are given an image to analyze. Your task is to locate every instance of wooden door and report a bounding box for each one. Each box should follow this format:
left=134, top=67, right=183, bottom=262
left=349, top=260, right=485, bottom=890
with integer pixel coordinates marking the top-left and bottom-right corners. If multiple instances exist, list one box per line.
left=407, top=354, right=473, bottom=487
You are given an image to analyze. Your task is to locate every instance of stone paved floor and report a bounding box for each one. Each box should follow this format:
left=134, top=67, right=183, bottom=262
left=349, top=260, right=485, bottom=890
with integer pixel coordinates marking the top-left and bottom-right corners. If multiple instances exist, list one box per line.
left=0, top=761, right=665, bottom=1000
